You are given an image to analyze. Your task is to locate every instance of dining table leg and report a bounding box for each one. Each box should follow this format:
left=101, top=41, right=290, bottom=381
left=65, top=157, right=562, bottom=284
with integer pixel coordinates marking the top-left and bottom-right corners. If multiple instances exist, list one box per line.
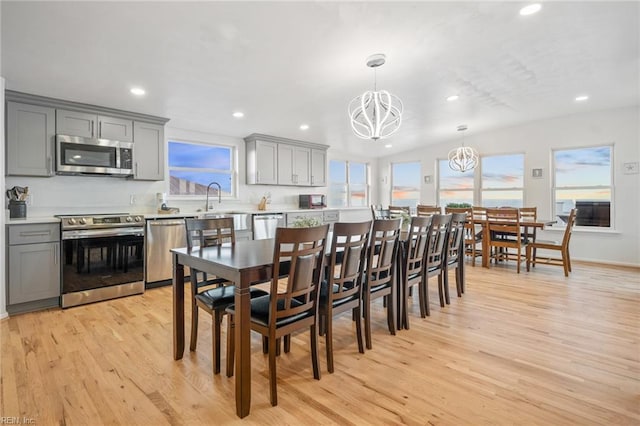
left=172, top=255, right=185, bottom=360
left=235, top=273, right=252, bottom=418
left=482, top=222, right=490, bottom=268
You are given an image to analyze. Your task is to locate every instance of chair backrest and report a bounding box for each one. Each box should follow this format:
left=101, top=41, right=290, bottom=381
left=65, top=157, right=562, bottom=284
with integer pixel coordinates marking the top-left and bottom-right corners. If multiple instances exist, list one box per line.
left=446, top=213, right=467, bottom=264
left=519, top=207, right=537, bottom=222
left=371, top=205, right=391, bottom=220
left=486, top=208, right=521, bottom=238
left=417, top=205, right=441, bottom=216
left=388, top=205, right=410, bottom=218
left=472, top=206, right=487, bottom=219
left=185, top=217, right=235, bottom=251
left=562, top=208, right=578, bottom=249
left=269, top=224, right=329, bottom=325
left=367, top=219, right=402, bottom=290
left=425, top=214, right=452, bottom=272
left=327, top=221, right=372, bottom=304
left=404, top=216, right=432, bottom=279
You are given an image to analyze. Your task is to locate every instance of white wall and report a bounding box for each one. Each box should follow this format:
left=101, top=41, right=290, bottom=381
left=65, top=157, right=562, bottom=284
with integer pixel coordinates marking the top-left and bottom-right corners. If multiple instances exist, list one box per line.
left=377, top=106, right=640, bottom=267
left=1, top=77, right=7, bottom=319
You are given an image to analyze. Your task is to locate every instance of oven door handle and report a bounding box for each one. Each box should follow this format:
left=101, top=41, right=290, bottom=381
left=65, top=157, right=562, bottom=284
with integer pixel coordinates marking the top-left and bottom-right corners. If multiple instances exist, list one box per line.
left=62, top=228, right=145, bottom=240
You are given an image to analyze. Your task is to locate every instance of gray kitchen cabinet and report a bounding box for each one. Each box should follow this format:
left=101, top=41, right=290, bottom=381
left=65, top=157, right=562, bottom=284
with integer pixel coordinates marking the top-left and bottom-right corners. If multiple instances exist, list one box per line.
left=132, top=121, right=164, bottom=181
left=311, top=148, right=327, bottom=186
left=245, top=133, right=327, bottom=186
left=247, top=139, right=278, bottom=184
left=6, top=101, right=56, bottom=177
left=7, top=223, right=61, bottom=312
left=57, top=109, right=133, bottom=142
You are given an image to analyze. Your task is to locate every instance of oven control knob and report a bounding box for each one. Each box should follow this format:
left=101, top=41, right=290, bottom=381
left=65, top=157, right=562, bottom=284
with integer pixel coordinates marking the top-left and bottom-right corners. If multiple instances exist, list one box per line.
left=134, top=216, right=142, bottom=222
left=79, top=218, right=87, bottom=225
left=68, top=218, right=76, bottom=225
left=126, top=216, right=133, bottom=222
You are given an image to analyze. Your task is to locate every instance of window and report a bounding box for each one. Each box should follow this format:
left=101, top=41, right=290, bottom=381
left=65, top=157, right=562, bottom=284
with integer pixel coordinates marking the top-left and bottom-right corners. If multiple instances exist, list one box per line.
left=391, top=162, right=421, bottom=207
left=481, top=153, right=524, bottom=207
left=168, top=140, right=235, bottom=196
left=328, top=160, right=369, bottom=207
left=553, top=145, right=612, bottom=227
left=438, top=160, right=474, bottom=207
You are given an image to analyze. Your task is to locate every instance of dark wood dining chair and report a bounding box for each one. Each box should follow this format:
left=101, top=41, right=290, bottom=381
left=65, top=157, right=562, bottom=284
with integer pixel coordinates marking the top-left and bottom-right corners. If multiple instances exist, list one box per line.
left=400, top=215, right=432, bottom=329
left=226, top=224, right=329, bottom=406
left=371, top=204, right=391, bottom=220
left=363, top=218, right=401, bottom=349
left=519, top=206, right=538, bottom=256
left=446, top=207, right=481, bottom=266
left=485, top=208, right=527, bottom=273
left=420, top=214, right=452, bottom=312
left=318, top=220, right=371, bottom=373
left=443, top=213, right=467, bottom=303
left=417, top=204, right=441, bottom=216
left=527, top=208, right=577, bottom=276
left=184, top=217, right=268, bottom=375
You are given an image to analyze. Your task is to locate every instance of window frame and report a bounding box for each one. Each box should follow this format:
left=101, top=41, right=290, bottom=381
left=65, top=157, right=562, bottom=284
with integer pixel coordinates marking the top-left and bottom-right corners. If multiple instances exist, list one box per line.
left=166, top=138, right=238, bottom=200
left=551, top=144, right=614, bottom=229
left=436, top=158, right=475, bottom=207
left=328, top=159, right=370, bottom=208
left=390, top=161, right=422, bottom=207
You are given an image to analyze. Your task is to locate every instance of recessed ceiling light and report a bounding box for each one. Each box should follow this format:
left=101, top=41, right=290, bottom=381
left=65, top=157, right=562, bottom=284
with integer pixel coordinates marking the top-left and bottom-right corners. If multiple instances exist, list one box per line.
left=130, top=87, right=146, bottom=96
left=232, top=111, right=244, bottom=118
left=520, top=3, right=541, bottom=16
left=575, top=95, right=589, bottom=102
left=446, top=95, right=459, bottom=102
left=384, top=144, right=392, bottom=148
left=299, top=124, right=309, bottom=130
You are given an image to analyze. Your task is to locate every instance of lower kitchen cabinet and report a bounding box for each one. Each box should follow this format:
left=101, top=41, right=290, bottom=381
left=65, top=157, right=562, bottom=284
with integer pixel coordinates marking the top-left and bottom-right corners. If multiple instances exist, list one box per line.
left=7, top=223, right=61, bottom=314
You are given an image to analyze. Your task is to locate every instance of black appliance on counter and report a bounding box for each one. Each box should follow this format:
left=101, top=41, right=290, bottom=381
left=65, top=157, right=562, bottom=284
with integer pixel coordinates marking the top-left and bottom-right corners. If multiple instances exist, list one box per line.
left=57, top=213, right=145, bottom=308
left=298, top=194, right=326, bottom=209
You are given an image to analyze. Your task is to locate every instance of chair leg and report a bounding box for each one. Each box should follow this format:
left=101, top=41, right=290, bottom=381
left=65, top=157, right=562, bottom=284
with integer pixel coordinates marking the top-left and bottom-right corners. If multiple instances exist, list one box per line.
left=325, top=312, right=334, bottom=373
left=443, top=267, right=451, bottom=305
left=562, top=249, right=570, bottom=277
left=364, top=292, right=372, bottom=350
left=420, top=278, right=430, bottom=317
left=526, top=245, right=532, bottom=272
left=268, top=334, right=278, bottom=406
left=190, top=300, right=199, bottom=351
left=226, top=314, right=234, bottom=377
left=516, top=247, right=521, bottom=273
left=456, top=266, right=462, bottom=298
left=403, top=283, right=410, bottom=330
left=212, top=311, right=223, bottom=375
left=354, top=306, right=364, bottom=354
left=437, top=274, right=445, bottom=308
left=276, top=337, right=282, bottom=356
left=566, top=249, right=572, bottom=272
left=284, top=334, right=291, bottom=353
left=386, top=295, right=396, bottom=336
left=319, top=313, right=326, bottom=336
left=262, top=336, right=268, bottom=354
left=310, top=324, right=320, bottom=380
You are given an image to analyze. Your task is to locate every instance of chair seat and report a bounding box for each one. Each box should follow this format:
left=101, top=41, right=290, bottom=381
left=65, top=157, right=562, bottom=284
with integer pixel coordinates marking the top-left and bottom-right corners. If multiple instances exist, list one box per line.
left=196, top=286, right=268, bottom=310
left=319, top=281, right=357, bottom=308
left=227, top=295, right=313, bottom=328
left=529, top=239, right=561, bottom=249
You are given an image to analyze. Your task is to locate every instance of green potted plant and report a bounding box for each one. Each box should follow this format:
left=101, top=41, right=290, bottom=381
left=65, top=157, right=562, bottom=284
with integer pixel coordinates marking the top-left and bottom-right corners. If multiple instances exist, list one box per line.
left=291, top=216, right=322, bottom=228
left=446, top=202, right=472, bottom=208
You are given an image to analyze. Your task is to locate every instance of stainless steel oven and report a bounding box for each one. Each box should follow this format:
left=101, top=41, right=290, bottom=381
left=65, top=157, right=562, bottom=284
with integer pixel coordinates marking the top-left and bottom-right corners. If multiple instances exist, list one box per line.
left=58, top=214, right=145, bottom=308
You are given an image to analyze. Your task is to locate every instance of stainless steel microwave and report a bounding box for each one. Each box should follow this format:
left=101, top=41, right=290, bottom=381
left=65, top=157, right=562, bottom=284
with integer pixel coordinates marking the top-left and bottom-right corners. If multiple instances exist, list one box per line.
left=56, top=134, right=133, bottom=176
left=299, top=194, right=326, bottom=209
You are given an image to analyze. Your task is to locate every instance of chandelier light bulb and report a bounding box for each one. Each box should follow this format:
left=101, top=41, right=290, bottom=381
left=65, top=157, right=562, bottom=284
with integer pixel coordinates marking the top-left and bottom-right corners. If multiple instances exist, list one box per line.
left=349, top=54, right=403, bottom=140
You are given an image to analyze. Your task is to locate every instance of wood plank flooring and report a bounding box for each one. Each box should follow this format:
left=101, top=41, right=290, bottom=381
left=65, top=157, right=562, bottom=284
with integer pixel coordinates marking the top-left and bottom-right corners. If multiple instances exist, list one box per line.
left=1, top=261, right=639, bottom=425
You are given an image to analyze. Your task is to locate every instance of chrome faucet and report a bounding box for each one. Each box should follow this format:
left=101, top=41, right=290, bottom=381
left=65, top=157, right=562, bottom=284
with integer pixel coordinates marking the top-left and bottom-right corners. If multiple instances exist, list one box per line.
left=205, top=181, right=222, bottom=212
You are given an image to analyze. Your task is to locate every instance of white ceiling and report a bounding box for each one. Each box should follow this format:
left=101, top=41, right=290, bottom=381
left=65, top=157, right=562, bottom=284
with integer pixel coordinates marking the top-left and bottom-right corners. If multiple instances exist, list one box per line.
left=2, top=1, right=638, bottom=157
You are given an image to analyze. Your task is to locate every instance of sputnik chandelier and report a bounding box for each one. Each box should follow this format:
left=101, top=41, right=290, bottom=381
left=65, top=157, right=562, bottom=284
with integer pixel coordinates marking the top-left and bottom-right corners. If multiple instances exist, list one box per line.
left=448, top=125, right=479, bottom=172
left=348, top=53, right=403, bottom=140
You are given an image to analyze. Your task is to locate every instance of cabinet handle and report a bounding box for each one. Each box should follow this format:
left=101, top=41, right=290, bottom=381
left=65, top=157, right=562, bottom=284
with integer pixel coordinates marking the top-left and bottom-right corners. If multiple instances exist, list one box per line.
left=91, top=121, right=94, bottom=138
left=19, top=231, right=51, bottom=237
left=256, top=171, right=260, bottom=182
left=99, top=121, right=102, bottom=137
left=135, top=162, right=138, bottom=177
left=311, top=175, right=314, bottom=185
left=47, top=156, right=53, bottom=176
left=54, top=244, right=58, bottom=265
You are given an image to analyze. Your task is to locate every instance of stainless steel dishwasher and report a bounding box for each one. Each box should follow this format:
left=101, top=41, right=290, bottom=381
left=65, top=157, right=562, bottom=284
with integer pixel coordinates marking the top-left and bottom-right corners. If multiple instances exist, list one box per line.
left=252, top=213, right=285, bottom=240
left=145, top=217, right=194, bottom=285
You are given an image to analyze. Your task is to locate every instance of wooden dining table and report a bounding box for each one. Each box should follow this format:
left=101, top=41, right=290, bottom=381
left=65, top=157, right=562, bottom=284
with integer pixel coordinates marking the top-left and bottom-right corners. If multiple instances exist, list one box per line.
left=470, top=216, right=555, bottom=268
left=172, top=239, right=277, bottom=418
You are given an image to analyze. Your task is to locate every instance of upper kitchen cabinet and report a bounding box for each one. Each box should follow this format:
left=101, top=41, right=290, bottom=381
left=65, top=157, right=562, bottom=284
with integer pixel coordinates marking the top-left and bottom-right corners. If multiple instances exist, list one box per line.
left=5, top=91, right=169, bottom=179
left=245, top=133, right=328, bottom=187
left=133, top=122, right=165, bottom=181
left=56, top=109, right=133, bottom=142
left=6, top=101, right=56, bottom=177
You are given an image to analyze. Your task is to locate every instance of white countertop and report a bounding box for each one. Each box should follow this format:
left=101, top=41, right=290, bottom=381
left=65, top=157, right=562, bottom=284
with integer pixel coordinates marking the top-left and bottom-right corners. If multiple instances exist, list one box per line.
left=6, top=216, right=61, bottom=225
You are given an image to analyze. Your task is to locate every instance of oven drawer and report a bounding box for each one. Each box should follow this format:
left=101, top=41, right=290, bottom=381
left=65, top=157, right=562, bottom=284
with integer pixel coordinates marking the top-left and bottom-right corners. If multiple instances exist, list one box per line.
left=9, top=223, right=60, bottom=245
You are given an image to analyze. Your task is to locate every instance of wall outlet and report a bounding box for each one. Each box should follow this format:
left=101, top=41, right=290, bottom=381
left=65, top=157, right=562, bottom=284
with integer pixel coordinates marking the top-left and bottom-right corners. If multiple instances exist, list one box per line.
left=130, top=195, right=136, bottom=205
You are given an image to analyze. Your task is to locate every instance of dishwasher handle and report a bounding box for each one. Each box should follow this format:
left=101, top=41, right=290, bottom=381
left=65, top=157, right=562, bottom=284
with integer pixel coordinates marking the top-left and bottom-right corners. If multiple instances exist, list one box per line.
left=148, top=219, right=187, bottom=226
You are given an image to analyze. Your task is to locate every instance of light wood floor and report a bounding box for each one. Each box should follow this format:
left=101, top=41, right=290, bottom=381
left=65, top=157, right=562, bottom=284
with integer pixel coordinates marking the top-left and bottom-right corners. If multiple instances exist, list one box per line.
left=1, top=260, right=639, bottom=425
